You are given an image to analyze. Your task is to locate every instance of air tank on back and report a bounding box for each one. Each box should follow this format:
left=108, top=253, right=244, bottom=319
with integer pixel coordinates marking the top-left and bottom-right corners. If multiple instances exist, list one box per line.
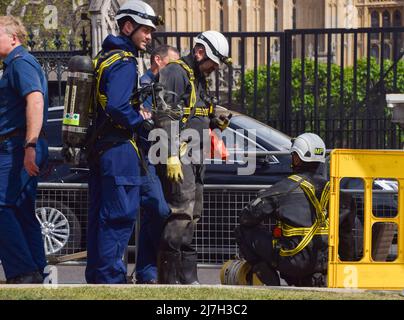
left=62, top=55, right=94, bottom=149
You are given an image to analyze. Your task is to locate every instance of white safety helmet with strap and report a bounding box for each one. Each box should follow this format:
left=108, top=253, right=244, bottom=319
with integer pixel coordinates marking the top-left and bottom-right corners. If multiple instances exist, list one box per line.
left=195, top=30, right=232, bottom=66
left=290, top=133, right=326, bottom=163
left=115, top=0, right=164, bottom=31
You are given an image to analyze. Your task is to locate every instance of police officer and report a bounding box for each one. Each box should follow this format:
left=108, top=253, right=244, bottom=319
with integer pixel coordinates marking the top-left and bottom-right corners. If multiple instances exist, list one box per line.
left=134, top=45, right=179, bottom=284
left=235, top=133, right=355, bottom=286
left=0, top=16, right=48, bottom=284
left=155, top=31, right=232, bottom=284
left=85, top=0, right=163, bottom=284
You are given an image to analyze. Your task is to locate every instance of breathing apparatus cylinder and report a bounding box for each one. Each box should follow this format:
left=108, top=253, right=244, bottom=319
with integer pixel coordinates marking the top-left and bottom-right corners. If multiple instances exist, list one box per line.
left=220, top=259, right=264, bottom=286
left=62, top=55, right=94, bottom=149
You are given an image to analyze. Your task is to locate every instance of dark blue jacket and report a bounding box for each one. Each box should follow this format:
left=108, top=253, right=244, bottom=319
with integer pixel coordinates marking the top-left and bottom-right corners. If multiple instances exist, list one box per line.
left=96, top=35, right=143, bottom=132
left=140, top=68, right=156, bottom=110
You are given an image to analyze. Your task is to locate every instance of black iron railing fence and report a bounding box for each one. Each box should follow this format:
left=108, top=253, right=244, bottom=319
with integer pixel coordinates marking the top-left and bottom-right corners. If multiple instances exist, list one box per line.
left=27, top=28, right=403, bottom=149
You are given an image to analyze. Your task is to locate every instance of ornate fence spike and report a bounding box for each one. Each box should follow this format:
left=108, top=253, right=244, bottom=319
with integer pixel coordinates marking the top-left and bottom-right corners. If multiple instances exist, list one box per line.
left=54, top=31, right=62, bottom=50
left=68, top=35, right=75, bottom=51
left=80, top=27, right=89, bottom=53
left=42, top=38, right=48, bottom=51
left=27, top=29, right=36, bottom=50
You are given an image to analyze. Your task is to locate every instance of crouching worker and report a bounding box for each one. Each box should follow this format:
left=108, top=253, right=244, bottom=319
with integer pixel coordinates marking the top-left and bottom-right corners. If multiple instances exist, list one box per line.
left=235, top=133, right=355, bottom=287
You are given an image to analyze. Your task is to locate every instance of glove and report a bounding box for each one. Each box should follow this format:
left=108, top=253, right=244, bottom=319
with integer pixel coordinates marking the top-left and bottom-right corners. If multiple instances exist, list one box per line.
left=212, top=113, right=232, bottom=131
left=179, top=142, right=188, bottom=157
left=167, top=155, right=183, bottom=183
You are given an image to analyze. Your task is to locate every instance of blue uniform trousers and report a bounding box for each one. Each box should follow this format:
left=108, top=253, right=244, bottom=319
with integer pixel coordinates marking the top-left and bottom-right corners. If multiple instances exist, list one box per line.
left=135, top=163, right=170, bottom=283
left=0, top=137, right=48, bottom=280
left=85, top=142, right=142, bottom=284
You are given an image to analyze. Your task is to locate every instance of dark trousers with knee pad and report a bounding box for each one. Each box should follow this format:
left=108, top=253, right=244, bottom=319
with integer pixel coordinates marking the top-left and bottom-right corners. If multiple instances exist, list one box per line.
left=235, top=225, right=280, bottom=286
left=157, top=163, right=204, bottom=284
left=235, top=225, right=328, bottom=286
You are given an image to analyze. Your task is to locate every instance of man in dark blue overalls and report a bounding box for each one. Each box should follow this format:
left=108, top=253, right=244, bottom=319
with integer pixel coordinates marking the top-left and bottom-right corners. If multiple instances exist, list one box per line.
left=0, top=16, right=49, bottom=284
left=134, top=45, right=179, bottom=284
left=85, top=0, right=164, bottom=284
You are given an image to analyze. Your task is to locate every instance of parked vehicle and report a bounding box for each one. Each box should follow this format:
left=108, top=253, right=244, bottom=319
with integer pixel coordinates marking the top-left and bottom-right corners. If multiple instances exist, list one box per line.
left=37, top=106, right=398, bottom=262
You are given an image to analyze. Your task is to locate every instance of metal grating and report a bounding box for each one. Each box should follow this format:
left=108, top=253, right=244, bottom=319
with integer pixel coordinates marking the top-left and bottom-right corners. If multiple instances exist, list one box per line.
left=195, top=187, right=262, bottom=265
left=36, top=183, right=398, bottom=265
left=36, top=184, right=88, bottom=257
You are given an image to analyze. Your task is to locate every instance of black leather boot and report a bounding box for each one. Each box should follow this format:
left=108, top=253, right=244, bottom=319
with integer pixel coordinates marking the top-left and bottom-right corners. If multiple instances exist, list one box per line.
left=252, top=262, right=280, bottom=286
left=6, top=271, right=44, bottom=284
left=157, top=251, right=181, bottom=284
left=180, top=251, right=199, bottom=285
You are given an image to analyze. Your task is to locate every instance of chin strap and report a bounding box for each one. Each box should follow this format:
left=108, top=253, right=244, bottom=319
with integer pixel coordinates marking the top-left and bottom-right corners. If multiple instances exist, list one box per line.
left=127, top=22, right=142, bottom=39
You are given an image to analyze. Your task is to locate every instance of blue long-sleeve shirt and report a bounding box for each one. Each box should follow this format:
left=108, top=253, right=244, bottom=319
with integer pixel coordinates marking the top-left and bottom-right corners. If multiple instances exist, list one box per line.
left=140, top=68, right=156, bottom=110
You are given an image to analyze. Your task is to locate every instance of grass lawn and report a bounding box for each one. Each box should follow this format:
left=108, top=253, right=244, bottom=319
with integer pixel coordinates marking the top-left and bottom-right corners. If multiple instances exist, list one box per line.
left=0, top=286, right=403, bottom=300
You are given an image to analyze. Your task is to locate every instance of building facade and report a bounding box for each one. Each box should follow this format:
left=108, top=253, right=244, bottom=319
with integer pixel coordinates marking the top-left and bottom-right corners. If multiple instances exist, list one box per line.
left=1, top=0, right=403, bottom=63
left=146, top=0, right=403, bottom=32
left=143, top=0, right=404, bottom=66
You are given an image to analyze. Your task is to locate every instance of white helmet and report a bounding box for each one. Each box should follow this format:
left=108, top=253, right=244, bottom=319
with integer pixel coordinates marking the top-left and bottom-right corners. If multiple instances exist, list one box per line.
left=195, top=30, right=232, bottom=66
left=115, top=0, right=164, bottom=31
left=290, top=133, right=326, bottom=163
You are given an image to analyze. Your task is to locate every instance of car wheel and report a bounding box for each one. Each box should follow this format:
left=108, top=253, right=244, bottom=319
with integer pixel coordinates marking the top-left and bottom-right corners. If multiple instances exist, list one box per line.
left=35, top=200, right=82, bottom=256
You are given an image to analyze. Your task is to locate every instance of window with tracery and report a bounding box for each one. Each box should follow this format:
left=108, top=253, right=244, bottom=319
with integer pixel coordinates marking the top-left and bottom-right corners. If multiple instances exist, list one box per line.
left=369, top=8, right=403, bottom=61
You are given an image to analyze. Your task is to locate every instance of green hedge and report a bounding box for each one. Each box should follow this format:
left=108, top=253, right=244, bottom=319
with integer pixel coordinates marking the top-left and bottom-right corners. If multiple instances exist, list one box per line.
left=236, top=58, right=404, bottom=123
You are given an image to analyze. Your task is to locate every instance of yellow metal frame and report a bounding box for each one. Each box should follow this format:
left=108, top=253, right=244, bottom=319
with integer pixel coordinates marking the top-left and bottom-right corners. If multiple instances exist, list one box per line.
left=328, top=149, right=404, bottom=290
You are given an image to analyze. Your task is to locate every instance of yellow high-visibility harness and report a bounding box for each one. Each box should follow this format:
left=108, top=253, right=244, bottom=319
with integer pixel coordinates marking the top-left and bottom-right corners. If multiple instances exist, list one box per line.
left=92, top=50, right=140, bottom=158
left=277, top=174, right=330, bottom=257
left=168, top=60, right=214, bottom=125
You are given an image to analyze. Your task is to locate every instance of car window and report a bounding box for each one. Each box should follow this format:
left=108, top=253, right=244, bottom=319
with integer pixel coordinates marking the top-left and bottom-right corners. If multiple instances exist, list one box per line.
left=208, top=127, right=279, bottom=165
left=221, top=127, right=266, bottom=153
left=230, top=115, right=292, bottom=150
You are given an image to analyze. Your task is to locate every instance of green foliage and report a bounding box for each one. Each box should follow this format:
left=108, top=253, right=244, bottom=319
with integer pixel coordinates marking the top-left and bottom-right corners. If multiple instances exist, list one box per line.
left=237, top=58, right=404, bottom=123
left=0, top=0, right=90, bottom=50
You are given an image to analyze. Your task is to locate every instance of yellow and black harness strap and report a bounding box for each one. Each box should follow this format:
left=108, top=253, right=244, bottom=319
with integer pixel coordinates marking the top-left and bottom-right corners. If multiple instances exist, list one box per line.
left=168, top=60, right=199, bottom=125
left=93, top=50, right=136, bottom=110
left=92, top=50, right=140, bottom=159
left=278, top=175, right=330, bottom=257
left=183, top=107, right=209, bottom=117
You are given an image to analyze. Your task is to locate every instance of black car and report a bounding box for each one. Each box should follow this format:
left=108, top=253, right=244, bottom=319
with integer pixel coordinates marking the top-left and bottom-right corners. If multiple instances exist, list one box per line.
left=36, top=106, right=398, bottom=264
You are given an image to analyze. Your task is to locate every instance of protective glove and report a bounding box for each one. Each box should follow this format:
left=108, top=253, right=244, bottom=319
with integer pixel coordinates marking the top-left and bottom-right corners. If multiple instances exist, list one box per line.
left=211, top=113, right=232, bottom=131
left=179, top=142, right=188, bottom=157
left=167, top=155, right=183, bottom=183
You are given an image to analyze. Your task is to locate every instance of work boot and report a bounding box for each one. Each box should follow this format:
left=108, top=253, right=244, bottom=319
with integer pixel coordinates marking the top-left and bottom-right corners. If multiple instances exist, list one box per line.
left=252, top=262, right=280, bottom=286
left=157, top=251, right=181, bottom=284
left=310, top=273, right=327, bottom=287
left=136, top=279, right=158, bottom=285
left=6, top=271, right=44, bottom=284
left=180, top=250, right=199, bottom=285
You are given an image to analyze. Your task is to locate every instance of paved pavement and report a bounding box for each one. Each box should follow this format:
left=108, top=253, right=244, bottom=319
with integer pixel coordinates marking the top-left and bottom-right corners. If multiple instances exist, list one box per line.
left=0, top=263, right=222, bottom=285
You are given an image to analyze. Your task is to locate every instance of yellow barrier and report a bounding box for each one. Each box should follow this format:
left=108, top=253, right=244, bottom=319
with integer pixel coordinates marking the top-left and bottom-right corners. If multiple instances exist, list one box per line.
left=328, top=149, right=404, bottom=290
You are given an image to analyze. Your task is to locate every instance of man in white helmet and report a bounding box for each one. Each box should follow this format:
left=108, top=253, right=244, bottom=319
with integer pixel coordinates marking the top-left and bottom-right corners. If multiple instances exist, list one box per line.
left=235, top=133, right=356, bottom=286
left=154, top=30, right=232, bottom=284
left=85, top=0, right=167, bottom=284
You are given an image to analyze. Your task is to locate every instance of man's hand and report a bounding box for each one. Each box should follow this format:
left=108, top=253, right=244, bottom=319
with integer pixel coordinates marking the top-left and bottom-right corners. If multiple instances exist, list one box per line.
left=24, top=147, right=39, bottom=176
left=167, top=155, right=183, bottom=183
left=139, top=106, right=152, bottom=120
left=211, top=113, right=232, bottom=131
